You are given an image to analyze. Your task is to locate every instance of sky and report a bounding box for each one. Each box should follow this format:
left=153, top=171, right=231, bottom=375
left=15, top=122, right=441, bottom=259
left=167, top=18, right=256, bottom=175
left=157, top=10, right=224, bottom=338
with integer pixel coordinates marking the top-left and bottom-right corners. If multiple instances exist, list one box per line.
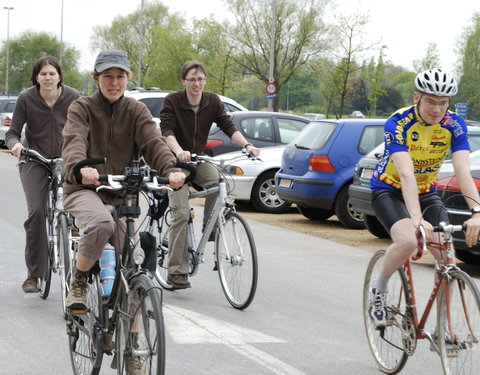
left=0, top=0, right=479, bottom=76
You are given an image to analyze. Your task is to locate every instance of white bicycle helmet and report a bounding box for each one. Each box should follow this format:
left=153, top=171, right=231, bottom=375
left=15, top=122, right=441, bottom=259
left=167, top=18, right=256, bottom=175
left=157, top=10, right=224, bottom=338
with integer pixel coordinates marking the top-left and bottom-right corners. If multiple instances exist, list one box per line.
left=414, top=68, right=458, bottom=96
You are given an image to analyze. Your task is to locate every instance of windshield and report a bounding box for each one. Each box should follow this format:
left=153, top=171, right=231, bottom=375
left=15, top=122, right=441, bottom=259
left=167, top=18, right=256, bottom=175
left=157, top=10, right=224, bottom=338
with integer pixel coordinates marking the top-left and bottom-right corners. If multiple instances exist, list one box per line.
left=290, top=121, right=336, bottom=150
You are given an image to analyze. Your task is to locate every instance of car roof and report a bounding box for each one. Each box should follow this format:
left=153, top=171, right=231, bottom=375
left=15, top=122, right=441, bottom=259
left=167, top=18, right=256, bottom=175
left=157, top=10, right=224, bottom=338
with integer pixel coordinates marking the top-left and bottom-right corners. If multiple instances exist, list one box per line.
left=229, top=111, right=310, bottom=120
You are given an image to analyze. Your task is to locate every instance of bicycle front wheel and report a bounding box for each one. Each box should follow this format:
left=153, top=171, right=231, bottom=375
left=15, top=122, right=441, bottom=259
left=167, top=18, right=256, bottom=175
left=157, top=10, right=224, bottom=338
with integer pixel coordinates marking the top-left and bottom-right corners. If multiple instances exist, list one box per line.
left=57, top=213, right=71, bottom=314
left=39, top=195, right=54, bottom=299
left=67, top=272, right=104, bottom=375
left=116, top=274, right=165, bottom=375
left=216, top=211, right=258, bottom=310
left=363, top=249, right=409, bottom=374
left=153, top=209, right=174, bottom=290
left=437, top=269, right=480, bottom=375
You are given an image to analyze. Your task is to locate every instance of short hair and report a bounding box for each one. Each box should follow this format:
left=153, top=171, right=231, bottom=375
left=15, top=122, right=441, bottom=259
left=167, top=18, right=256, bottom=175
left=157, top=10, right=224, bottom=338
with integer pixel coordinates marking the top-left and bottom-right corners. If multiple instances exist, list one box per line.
left=181, top=61, right=206, bottom=80
left=31, top=56, right=63, bottom=88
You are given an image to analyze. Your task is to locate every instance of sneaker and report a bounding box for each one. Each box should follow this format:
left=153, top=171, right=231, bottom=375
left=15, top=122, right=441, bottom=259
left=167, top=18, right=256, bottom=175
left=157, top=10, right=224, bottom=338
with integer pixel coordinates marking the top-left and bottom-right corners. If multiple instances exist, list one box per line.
left=167, top=274, right=191, bottom=289
left=369, top=288, right=388, bottom=327
left=66, top=274, right=88, bottom=312
left=126, top=355, right=145, bottom=375
left=22, top=277, right=40, bottom=293
left=430, top=330, right=456, bottom=352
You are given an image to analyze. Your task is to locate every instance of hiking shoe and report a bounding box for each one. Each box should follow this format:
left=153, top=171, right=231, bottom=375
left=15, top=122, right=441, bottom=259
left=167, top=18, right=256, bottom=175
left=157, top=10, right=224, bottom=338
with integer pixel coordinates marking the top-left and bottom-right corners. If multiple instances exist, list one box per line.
left=126, top=355, right=146, bottom=375
left=66, top=274, right=88, bottom=312
left=167, top=274, right=191, bottom=289
left=369, top=288, right=388, bottom=327
left=22, top=277, right=39, bottom=293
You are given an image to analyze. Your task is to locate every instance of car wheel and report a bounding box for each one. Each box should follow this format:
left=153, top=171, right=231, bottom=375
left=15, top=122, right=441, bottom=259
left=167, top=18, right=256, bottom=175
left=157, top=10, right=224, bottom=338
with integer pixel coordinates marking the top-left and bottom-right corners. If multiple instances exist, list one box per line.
left=455, top=249, right=480, bottom=266
left=334, top=184, right=365, bottom=229
left=251, top=170, right=292, bottom=213
left=364, top=215, right=390, bottom=239
left=297, top=205, right=334, bottom=221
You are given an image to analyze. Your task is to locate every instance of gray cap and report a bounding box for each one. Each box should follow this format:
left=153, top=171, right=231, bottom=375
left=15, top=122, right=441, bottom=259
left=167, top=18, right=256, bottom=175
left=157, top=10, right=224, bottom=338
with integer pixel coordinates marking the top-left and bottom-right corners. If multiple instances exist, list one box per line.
left=94, top=50, right=131, bottom=73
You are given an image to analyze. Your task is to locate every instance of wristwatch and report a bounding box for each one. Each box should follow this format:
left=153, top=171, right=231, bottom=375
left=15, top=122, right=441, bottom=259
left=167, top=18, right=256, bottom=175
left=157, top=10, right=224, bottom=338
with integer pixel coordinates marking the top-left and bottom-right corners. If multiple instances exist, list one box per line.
left=471, top=206, right=480, bottom=215
left=244, top=143, right=253, bottom=149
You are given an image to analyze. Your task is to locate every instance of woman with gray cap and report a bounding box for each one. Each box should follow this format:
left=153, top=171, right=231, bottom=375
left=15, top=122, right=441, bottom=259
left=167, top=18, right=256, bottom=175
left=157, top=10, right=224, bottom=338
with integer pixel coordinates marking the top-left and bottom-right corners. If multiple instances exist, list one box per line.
left=62, top=50, right=187, bottom=312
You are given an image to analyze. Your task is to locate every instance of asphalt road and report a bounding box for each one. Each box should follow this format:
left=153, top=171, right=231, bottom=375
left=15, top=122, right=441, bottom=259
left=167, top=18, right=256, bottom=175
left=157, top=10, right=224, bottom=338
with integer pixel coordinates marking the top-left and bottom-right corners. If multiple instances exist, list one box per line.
left=0, top=151, right=477, bottom=375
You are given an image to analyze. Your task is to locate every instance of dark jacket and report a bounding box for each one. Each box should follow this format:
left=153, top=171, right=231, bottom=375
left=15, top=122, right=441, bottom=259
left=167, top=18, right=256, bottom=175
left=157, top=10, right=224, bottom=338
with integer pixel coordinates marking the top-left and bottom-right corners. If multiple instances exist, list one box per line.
left=160, top=90, right=238, bottom=154
left=62, top=91, right=178, bottom=200
left=6, top=85, right=80, bottom=157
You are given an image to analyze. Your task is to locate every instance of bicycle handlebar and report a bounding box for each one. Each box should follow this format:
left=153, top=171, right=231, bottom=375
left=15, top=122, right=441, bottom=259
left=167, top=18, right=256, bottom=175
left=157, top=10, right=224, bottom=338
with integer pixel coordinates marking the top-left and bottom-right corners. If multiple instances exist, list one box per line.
left=72, top=157, right=107, bottom=184
left=20, top=148, right=62, bottom=165
left=413, top=222, right=467, bottom=261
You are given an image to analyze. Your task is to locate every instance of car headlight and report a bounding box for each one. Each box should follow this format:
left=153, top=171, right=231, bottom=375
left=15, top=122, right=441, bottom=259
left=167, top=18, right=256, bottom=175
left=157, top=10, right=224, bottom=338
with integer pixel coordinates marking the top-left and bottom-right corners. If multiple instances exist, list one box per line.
left=224, top=165, right=244, bottom=175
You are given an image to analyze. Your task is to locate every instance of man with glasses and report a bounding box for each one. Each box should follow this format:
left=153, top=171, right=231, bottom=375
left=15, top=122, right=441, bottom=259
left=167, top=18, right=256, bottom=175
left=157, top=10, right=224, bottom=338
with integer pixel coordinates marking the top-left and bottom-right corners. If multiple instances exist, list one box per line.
left=160, top=61, right=260, bottom=289
left=367, top=68, right=480, bottom=327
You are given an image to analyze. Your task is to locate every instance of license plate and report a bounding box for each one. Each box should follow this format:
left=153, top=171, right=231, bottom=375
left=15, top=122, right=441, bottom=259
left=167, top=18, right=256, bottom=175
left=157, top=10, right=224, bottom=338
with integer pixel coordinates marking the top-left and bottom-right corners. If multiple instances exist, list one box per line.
left=279, top=178, right=292, bottom=188
left=361, top=168, right=374, bottom=180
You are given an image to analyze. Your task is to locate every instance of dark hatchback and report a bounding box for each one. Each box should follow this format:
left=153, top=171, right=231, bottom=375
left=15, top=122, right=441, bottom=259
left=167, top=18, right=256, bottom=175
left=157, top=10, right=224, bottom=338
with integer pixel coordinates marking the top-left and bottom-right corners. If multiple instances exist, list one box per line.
left=204, top=111, right=310, bottom=156
left=275, top=118, right=385, bottom=229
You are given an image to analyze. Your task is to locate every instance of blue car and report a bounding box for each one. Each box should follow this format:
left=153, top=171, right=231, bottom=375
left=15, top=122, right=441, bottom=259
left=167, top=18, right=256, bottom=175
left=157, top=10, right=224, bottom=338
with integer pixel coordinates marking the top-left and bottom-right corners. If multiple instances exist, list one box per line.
left=275, top=118, right=386, bottom=228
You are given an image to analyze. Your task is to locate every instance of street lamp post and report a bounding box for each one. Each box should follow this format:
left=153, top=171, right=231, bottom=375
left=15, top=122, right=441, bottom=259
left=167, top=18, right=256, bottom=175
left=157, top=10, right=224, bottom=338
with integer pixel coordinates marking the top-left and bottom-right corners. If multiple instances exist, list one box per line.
left=3, top=6, right=14, bottom=95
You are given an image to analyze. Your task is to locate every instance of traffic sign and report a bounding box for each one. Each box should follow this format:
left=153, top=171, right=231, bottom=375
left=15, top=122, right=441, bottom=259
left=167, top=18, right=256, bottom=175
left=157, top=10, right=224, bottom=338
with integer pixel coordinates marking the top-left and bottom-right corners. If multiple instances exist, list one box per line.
left=455, top=103, right=468, bottom=117
left=265, top=82, right=278, bottom=95
left=265, top=93, right=277, bottom=99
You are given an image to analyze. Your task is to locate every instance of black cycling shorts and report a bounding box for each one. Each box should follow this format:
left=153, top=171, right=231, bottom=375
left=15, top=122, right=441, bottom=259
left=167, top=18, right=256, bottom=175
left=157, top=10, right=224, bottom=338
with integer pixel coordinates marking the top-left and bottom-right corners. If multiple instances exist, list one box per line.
left=372, top=189, right=449, bottom=233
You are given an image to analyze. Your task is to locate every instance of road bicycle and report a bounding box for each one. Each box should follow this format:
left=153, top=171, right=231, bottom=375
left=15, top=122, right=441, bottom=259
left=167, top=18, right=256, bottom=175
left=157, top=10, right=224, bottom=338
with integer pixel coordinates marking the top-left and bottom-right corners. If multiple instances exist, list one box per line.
left=20, top=148, right=71, bottom=311
left=363, top=221, right=480, bottom=374
left=146, top=153, right=258, bottom=310
left=65, top=159, right=185, bottom=375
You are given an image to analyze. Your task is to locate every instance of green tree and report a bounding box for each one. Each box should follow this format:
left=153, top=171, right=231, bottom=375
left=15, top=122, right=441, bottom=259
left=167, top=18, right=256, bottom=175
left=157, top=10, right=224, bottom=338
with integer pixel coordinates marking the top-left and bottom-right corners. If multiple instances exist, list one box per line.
left=412, top=42, right=441, bottom=73
left=364, top=47, right=387, bottom=117
left=225, top=0, right=331, bottom=111
left=456, top=13, right=480, bottom=120
left=0, top=31, right=81, bottom=94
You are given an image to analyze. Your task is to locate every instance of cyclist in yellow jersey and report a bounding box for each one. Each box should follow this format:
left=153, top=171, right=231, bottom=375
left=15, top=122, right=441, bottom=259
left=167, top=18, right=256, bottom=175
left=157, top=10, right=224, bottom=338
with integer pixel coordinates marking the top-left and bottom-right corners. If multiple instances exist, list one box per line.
left=368, top=68, right=480, bottom=327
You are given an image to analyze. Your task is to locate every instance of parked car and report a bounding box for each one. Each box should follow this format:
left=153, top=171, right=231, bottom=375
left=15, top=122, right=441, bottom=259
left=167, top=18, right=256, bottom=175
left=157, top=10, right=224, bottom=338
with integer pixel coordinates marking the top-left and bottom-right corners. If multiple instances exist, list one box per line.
left=275, top=118, right=386, bottom=228
left=351, top=110, right=365, bottom=118
left=349, top=125, right=480, bottom=242
left=214, top=146, right=289, bottom=213
left=0, top=96, right=17, bottom=147
left=303, top=113, right=326, bottom=121
left=205, top=111, right=310, bottom=156
left=124, top=88, right=247, bottom=127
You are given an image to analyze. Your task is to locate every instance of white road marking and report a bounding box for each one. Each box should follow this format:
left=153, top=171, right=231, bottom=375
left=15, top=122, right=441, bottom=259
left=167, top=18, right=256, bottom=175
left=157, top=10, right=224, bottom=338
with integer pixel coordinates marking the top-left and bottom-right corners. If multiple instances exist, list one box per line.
left=164, top=304, right=307, bottom=375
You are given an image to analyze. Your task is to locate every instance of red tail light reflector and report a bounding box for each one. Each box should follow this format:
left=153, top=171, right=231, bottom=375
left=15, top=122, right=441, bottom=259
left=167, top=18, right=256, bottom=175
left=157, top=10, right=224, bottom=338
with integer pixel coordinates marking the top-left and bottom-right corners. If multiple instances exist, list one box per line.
left=205, top=139, right=224, bottom=150
left=309, top=155, right=336, bottom=172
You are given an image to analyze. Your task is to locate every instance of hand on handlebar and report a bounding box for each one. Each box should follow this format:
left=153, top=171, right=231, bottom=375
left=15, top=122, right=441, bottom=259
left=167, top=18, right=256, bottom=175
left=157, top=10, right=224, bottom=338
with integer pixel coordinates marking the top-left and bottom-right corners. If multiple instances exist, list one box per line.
left=246, top=145, right=260, bottom=157
left=168, top=171, right=187, bottom=189
left=176, top=150, right=191, bottom=163
left=80, top=167, right=101, bottom=186
left=464, top=215, right=480, bottom=247
left=11, top=142, right=24, bottom=160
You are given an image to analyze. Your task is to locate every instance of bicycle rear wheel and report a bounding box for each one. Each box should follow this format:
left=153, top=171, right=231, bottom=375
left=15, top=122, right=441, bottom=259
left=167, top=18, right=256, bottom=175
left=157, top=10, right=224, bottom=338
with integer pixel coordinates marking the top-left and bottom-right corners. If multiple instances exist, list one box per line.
left=67, top=272, right=104, bottom=375
left=39, top=195, right=54, bottom=299
left=216, top=211, right=258, bottom=310
left=363, top=249, right=409, bottom=374
left=115, top=274, right=165, bottom=375
left=57, top=213, right=71, bottom=314
left=153, top=209, right=174, bottom=290
left=437, top=269, right=480, bottom=375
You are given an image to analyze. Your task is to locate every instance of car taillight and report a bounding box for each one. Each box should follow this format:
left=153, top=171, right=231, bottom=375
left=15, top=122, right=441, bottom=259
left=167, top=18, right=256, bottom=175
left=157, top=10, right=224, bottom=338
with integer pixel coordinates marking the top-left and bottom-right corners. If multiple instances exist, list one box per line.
left=438, top=176, right=480, bottom=192
left=205, top=139, right=224, bottom=150
left=4, top=116, right=12, bottom=127
left=308, top=155, right=336, bottom=172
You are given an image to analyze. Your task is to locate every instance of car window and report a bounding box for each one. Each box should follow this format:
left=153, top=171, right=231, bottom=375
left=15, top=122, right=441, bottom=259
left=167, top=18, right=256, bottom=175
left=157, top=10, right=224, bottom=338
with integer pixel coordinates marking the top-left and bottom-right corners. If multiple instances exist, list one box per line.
left=239, top=117, right=274, bottom=142
left=291, top=121, right=337, bottom=149
left=5, top=102, right=15, bottom=112
left=224, top=102, right=244, bottom=113
left=358, top=126, right=384, bottom=155
left=277, top=118, right=309, bottom=144
left=468, top=132, right=480, bottom=153
left=139, top=98, right=163, bottom=117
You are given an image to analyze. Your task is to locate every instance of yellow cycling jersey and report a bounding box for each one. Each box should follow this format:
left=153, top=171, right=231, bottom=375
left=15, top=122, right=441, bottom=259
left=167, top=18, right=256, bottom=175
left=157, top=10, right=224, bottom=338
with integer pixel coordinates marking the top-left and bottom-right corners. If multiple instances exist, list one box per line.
left=371, top=105, right=469, bottom=194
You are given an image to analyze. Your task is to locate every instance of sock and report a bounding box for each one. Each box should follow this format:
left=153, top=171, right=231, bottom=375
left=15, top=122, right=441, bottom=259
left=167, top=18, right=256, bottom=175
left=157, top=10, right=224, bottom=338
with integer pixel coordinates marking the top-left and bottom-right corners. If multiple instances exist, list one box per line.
left=373, top=273, right=390, bottom=293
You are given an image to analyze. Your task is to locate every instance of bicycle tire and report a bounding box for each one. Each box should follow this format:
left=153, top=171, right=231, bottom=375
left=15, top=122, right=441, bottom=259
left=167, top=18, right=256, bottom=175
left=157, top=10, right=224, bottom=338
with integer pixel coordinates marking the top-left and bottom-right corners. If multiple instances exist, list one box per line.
left=115, top=273, right=166, bottom=375
left=437, top=269, right=480, bottom=375
left=67, top=272, right=104, bottom=375
left=153, top=209, right=174, bottom=290
left=216, top=211, right=258, bottom=310
left=39, top=194, right=54, bottom=299
left=363, top=249, right=409, bottom=374
left=57, top=213, right=71, bottom=314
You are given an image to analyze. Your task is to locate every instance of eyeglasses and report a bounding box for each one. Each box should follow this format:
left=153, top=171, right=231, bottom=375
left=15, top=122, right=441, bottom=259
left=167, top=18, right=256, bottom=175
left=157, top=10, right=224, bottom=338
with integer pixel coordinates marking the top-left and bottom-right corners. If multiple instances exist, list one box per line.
left=422, top=98, right=450, bottom=109
left=184, top=77, right=206, bottom=83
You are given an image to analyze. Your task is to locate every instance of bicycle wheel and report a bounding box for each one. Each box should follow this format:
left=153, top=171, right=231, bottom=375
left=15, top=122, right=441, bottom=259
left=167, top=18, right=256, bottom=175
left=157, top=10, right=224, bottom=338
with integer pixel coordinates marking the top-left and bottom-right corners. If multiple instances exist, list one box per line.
left=57, top=213, right=71, bottom=314
left=39, top=194, right=54, bottom=299
left=437, top=269, right=480, bottom=375
left=216, top=211, right=258, bottom=310
left=67, top=272, right=104, bottom=375
left=153, top=209, right=174, bottom=290
left=116, top=274, right=165, bottom=375
left=363, top=249, right=409, bottom=374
